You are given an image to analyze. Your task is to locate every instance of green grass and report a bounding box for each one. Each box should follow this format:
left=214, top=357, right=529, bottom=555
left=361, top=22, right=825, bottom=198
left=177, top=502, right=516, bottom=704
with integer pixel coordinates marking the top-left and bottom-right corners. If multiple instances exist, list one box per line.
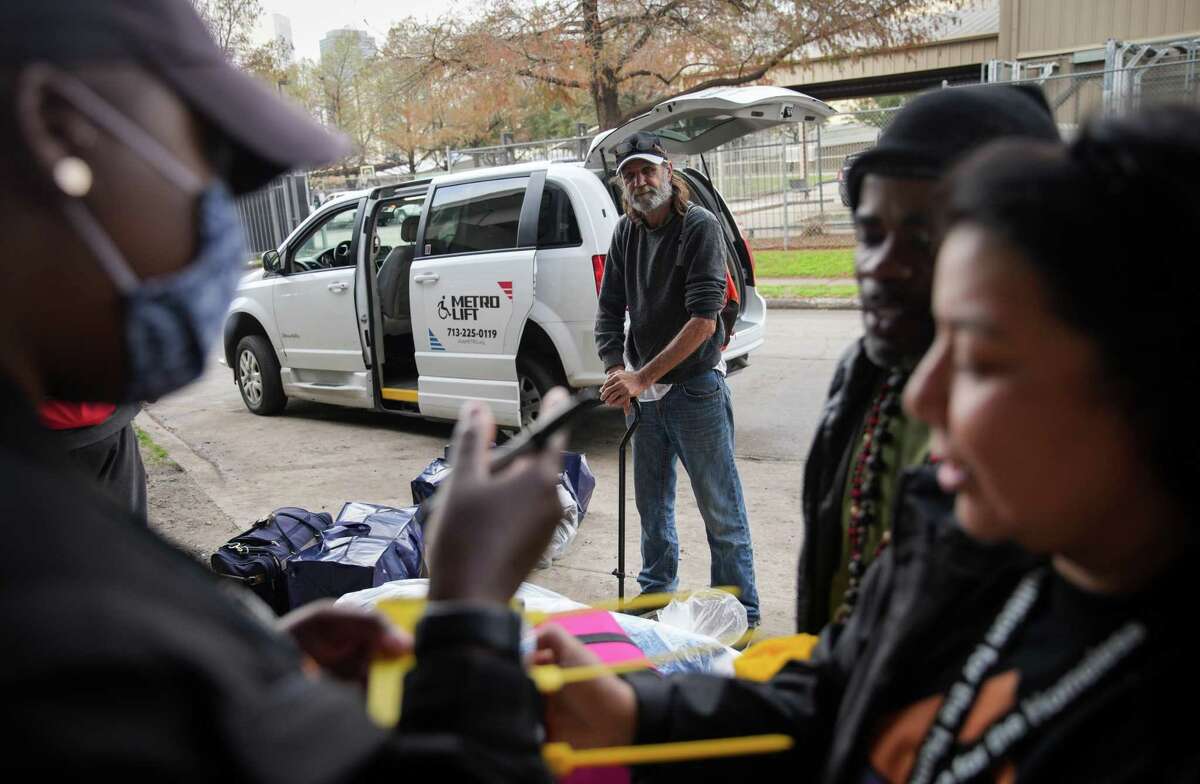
left=753, top=248, right=854, bottom=278
left=759, top=283, right=859, bottom=300
left=134, top=425, right=173, bottom=465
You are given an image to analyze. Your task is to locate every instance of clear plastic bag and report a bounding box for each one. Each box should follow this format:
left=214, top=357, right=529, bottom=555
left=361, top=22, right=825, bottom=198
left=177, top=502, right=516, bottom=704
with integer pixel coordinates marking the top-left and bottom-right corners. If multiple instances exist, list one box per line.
left=613, top=613, right=738, bottom=676
left=656, top=588, right=748, bottom=648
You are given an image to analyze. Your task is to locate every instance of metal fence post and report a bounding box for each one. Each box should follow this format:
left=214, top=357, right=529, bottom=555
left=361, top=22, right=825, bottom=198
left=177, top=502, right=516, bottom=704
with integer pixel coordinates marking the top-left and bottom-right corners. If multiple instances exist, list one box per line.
left=816, top=121, right=824, bottom=221
left=783, top=187, right=790, bottom=251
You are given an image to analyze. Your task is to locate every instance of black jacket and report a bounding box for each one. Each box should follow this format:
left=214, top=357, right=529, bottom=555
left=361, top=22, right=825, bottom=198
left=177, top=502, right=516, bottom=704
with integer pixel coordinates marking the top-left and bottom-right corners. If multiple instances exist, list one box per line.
left=797, top=339, right=887, bottom=632
left=631, top=466, right=1198, bottom=782
left=0, top=380, right=549, bottom=782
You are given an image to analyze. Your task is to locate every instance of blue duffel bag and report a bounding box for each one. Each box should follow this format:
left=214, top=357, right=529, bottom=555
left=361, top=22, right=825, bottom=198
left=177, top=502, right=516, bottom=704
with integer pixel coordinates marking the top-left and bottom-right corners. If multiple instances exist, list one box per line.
left=285, top=506, right=425, bottom=609
left=210, top=507, right=334, bottom=614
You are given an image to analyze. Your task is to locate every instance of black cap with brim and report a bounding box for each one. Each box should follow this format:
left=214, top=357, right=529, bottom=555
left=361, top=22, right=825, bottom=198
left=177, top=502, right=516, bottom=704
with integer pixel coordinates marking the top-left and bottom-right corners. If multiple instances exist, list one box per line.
left=846, top=85, right=1060, bottom=211
left=1, top=0, right=349, bottom=194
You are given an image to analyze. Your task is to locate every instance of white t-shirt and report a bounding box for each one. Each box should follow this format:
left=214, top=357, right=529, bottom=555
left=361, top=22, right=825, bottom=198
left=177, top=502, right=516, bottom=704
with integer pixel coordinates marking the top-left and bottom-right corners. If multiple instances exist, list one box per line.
left=624, top=353, right=727, bottom=403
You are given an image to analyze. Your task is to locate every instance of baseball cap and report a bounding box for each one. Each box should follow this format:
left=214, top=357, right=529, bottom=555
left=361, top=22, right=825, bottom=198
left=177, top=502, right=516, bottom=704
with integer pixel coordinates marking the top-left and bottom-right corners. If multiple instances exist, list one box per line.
left=1, top=0, right=350, bottom=194
left=846, top=84, right=1060, bottom=210
left=614, top=131, right=669, bottom=174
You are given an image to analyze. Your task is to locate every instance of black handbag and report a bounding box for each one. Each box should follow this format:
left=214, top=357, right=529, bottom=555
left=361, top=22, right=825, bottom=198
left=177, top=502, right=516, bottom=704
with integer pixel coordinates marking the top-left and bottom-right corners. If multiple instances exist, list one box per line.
left=210, top=507, right=333, bottom=614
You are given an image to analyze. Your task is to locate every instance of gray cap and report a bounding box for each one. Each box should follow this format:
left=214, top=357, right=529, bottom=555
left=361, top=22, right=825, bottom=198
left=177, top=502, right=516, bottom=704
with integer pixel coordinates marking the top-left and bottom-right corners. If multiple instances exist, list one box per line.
left=1, top=0, right=349, bottom=193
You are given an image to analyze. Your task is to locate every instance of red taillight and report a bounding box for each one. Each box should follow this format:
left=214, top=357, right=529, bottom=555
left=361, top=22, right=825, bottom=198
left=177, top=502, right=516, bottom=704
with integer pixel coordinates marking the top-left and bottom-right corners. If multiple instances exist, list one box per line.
left=592, top=254, right=606, bottom=294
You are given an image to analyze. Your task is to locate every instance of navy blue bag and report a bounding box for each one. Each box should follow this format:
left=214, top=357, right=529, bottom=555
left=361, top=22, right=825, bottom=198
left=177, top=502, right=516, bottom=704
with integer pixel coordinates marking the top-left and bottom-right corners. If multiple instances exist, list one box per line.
left=285, top=506, right=425, bottom=608
left=560, top=452, right=596, bottom=520
left=411, top=457, right=452, bottom=504
left=210, top=507, right=333, bottom=614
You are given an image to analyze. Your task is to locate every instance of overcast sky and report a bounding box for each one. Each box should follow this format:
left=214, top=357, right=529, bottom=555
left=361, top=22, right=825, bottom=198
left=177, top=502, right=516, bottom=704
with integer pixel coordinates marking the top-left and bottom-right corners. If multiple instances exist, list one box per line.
left=263, top=0, right=466, bottom=61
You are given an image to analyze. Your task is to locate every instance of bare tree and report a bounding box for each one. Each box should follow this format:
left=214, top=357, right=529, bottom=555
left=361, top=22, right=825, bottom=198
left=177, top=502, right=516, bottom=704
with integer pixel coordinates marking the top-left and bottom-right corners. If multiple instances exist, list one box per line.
left=412, top=0, right=963, bottom=130
left=192, top=0, right=264, bottom=62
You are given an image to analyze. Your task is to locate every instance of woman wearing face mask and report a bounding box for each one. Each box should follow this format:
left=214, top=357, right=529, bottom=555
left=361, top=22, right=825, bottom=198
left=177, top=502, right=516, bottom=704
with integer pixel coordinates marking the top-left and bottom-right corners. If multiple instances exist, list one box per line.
left=1, top=2, right=571, bottom=779
left=536, top=105, right=1200, bottom=782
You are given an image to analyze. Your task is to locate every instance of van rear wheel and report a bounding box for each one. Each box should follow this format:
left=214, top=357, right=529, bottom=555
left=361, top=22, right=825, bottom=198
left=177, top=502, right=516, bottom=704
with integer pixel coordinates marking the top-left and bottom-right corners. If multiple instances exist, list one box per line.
left=517, top=355, right=558, bottom=429
left=236, top=335, right=287, bottom=416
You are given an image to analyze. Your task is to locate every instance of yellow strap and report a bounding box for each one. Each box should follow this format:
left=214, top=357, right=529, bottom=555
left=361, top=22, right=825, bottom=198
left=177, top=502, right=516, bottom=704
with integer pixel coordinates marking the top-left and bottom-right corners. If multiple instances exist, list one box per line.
left=542, top=734, right=794, bottom=776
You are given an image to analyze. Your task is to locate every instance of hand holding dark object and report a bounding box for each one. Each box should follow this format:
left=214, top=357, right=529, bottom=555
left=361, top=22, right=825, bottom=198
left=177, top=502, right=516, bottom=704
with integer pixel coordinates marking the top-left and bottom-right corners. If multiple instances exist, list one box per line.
left=427, top=389, right=571, bottom=603
left=600, top=369, right=645, bottom=415
left=535, top=624, right=638, bottom=748
left=277, top=600, right=410, bottom=686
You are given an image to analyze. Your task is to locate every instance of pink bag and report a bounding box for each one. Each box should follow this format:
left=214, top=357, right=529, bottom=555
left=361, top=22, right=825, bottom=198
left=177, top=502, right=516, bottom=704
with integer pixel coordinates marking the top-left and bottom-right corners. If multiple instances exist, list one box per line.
left=540, top=611, right=649, bottom=784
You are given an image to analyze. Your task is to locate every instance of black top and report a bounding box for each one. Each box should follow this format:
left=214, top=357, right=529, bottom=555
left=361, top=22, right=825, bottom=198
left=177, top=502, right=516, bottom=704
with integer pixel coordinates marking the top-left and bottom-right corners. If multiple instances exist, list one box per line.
left=627, top=465, right=1199, bottom=783
left=0, top=377, right=549, bottom=782
left=595, top=206, right=727, bottom=384
left=858, top=572, right=1146, bottom=782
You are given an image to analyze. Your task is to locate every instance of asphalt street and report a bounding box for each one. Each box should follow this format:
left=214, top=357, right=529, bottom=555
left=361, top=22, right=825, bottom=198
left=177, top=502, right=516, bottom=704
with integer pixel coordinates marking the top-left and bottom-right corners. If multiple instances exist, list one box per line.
left=139, top=308, right=863, bottom=638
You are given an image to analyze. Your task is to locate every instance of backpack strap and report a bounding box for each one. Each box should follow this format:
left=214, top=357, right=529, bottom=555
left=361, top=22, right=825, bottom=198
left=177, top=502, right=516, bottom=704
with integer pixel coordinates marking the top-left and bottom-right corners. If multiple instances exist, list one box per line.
left=674, top=202, right=696, bottom=268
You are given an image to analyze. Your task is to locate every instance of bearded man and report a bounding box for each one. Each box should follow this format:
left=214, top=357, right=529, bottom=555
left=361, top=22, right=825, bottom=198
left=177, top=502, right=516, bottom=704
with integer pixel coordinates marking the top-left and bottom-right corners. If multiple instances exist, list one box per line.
left=595, top=132, right=760, bottom=628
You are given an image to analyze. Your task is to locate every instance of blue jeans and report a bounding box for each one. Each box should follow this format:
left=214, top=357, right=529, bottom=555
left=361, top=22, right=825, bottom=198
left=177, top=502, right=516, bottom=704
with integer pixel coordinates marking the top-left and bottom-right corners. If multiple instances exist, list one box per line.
left=631, top=369, right=760, bottom=624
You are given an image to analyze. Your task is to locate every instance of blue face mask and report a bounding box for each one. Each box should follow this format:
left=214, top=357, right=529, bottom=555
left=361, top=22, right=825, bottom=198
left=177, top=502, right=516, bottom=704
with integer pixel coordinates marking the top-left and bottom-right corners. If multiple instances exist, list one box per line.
left=55, top=76, right=248, bottom=403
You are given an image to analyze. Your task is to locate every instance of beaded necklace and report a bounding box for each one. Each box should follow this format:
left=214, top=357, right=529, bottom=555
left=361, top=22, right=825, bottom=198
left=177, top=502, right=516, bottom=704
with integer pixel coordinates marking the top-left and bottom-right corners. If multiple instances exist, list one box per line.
left=834, top=370, right=908, bottom=624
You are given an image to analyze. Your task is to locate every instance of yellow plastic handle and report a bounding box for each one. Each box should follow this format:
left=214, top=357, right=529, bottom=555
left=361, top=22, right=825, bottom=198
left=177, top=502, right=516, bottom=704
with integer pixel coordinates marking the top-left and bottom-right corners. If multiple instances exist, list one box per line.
left=542, top=734, right=794, bottom=776
left=366, top=599, right=425, bottom=727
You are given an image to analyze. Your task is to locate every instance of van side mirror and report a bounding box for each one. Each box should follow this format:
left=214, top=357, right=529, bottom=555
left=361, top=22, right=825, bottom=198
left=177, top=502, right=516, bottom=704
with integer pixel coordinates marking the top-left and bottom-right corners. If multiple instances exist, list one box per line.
left=262, top=250, right=283, bottom=274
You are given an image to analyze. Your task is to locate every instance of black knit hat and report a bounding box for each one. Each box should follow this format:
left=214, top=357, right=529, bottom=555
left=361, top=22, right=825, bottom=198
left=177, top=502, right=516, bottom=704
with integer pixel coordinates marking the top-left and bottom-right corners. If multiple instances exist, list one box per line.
left=0, top=0, right=348, bottom=194
left=846, top=84, right=1060, bottom=210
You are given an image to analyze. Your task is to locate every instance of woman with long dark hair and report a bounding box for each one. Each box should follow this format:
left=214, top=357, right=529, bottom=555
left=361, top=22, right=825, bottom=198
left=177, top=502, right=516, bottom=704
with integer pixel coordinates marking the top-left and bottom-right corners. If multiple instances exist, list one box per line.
left=538, top=103, right=1200, bottom=782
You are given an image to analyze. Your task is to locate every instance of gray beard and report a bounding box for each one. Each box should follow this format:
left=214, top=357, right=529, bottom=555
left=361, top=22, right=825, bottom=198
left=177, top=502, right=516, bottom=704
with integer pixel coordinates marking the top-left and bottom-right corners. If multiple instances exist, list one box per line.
left=629, top=177, right=673, bottom=214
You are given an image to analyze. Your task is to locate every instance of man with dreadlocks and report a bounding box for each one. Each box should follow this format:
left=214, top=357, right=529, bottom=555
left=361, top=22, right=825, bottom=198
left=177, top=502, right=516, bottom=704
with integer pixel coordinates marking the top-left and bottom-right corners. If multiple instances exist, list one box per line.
left=595, top=131, right=760, bottom=628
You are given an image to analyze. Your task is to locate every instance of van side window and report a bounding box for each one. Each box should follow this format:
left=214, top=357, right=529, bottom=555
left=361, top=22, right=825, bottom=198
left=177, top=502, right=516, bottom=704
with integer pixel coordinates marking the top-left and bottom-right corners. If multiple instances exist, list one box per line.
left=424, top=177, right=529, bottom=256
left=537, top=183, right=582, bottom=248
left=290, top=204, right=360, bottom=272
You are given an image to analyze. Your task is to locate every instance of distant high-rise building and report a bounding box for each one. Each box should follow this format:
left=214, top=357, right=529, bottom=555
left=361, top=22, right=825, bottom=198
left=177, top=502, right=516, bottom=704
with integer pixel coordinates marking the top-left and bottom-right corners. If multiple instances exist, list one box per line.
left=320, top=28, right=377, bottom=63
left=253, top=11, right=295, bottom=60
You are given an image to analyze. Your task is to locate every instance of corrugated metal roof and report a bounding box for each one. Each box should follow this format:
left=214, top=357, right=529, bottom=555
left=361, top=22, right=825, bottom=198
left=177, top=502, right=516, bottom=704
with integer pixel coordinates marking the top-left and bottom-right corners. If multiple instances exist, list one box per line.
left=794, top=1, right=999, bottom=60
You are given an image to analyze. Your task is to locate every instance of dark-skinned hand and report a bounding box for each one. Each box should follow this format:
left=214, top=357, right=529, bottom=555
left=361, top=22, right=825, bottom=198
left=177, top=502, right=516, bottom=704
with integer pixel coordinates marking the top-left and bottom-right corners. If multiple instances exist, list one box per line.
left=426, top=388, right=571, bottom=603
left=277, top=600, right=410, bottom=687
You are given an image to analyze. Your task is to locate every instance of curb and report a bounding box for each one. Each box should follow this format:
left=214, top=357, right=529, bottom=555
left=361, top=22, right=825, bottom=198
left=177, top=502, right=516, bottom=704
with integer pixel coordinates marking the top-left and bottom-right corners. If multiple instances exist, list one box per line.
left=135, top=410, right=244, bottom=534
left=765, top=298, right=861, bottom=310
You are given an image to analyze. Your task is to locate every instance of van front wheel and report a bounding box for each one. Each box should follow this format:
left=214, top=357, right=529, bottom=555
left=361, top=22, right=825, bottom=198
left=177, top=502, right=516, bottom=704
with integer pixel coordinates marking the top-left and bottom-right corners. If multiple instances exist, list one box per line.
left=236, top=335, right=287, bottom=416
left=517, top=355, right=558, bottom=429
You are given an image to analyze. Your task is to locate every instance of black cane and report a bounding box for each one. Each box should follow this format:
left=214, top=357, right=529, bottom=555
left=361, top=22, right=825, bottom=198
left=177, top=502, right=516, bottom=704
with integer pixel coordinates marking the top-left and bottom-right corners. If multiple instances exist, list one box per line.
left=614, top=399, right=641, bottom=602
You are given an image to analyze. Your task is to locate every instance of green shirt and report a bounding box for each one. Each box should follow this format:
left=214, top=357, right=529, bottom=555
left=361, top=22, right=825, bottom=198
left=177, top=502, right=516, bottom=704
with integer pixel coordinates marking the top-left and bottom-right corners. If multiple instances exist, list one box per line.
left=828, top=392, right=930, bottom=622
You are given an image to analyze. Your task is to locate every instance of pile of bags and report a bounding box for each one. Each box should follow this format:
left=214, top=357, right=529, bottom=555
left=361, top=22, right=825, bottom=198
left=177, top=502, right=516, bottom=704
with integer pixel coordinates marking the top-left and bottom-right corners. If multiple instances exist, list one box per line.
left=338, top=579, right=742, bottom=676
left=211, top=451, right=595, bottom=615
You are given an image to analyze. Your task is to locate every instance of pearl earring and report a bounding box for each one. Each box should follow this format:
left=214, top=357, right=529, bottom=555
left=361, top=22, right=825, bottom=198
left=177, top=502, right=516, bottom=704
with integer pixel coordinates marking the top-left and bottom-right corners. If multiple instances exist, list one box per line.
left=53, top=156, right=93, bottom=198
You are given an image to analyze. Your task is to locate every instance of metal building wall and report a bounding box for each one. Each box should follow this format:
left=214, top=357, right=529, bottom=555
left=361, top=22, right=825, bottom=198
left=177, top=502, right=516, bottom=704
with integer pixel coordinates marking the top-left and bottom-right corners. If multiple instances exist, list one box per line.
left=1001, top=0, right=1200, bottom=59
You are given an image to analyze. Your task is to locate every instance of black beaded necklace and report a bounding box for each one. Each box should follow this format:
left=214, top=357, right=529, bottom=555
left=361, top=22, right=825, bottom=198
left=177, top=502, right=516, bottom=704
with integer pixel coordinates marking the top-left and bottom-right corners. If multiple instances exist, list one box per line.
left=834, top=370, right=908, bottom=624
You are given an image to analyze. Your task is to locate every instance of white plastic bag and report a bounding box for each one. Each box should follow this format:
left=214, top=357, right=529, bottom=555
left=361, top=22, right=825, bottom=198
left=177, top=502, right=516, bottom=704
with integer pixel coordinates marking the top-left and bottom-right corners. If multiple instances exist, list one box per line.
left=535, top=483, right=581, bottom=569
left=656, top=588, right=748, bottom=647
